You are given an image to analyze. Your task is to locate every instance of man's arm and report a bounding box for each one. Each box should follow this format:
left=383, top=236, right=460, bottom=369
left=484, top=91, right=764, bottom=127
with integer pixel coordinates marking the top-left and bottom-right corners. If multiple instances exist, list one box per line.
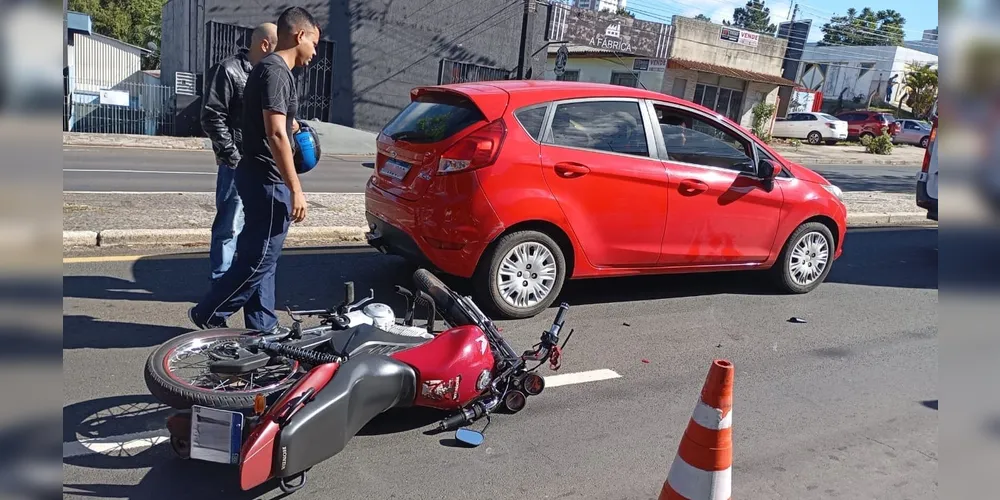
left=200, top=63, right=240, bottom=166
left=261, top=67, right=306, bottom=222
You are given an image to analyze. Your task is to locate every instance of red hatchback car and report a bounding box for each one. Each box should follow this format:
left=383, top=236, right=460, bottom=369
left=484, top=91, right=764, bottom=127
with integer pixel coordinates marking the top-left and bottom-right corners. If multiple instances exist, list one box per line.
left=364, top=81, right=847, bottom=319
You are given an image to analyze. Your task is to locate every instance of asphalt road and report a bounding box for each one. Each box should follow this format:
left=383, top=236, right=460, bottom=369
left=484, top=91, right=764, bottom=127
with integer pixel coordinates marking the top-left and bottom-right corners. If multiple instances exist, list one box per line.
left=63, top=146, right=919, bottom=193
left=61, top=226, right=938, bottom=499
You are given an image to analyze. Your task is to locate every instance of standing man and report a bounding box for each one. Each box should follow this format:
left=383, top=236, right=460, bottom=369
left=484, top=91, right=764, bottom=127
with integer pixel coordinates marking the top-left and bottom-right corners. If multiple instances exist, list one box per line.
left=200, top=22, right=278, bottom=284
left=189, top=7, right=321, bottom=332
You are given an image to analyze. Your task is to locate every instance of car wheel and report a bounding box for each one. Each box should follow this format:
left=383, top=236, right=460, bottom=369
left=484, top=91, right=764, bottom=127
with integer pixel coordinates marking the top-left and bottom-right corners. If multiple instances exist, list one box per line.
left=475, top=230, right=567, bottom=320
left=920, top=136, right=929, bottom=148
left=807, top=131, right=823, bottom=145
left=860, top=132, right=875, bottom=141
left=772, top=222, right=835, bottom=294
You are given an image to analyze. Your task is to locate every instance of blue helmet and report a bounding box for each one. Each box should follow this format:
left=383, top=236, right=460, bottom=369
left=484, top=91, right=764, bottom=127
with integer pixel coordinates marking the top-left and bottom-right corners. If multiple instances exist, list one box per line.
left=292, top=121, right=322, bottom=174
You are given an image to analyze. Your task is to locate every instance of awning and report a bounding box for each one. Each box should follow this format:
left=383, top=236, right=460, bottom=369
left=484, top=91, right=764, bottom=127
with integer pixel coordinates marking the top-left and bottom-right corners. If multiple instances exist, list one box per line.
left=667, top=58, right=798, bottom=87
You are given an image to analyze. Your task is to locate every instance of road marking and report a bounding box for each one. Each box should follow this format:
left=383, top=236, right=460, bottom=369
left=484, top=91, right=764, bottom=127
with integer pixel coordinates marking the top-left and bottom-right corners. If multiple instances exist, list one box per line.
left=63, top=430, right=170, bottom=459
left=63, top=369, right=622, bottom=459
left=543, top=369, right=622, bottom=388
left=64, top=169, right=216, bottom=175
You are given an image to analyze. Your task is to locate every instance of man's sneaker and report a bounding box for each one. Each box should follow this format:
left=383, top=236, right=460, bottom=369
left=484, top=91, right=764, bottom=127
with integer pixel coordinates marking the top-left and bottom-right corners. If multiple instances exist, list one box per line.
left=188, top=307, right=227, bottom=330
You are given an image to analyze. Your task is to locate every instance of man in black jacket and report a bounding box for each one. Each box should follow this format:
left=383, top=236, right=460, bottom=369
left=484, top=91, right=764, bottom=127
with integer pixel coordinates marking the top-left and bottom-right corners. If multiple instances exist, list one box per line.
left=200, top=22, right=277, bottom=284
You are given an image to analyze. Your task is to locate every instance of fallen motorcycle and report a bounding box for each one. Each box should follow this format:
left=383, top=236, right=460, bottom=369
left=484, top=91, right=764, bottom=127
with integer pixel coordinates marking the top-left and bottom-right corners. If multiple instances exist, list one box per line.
left=143, top=269, right=574, bottom=493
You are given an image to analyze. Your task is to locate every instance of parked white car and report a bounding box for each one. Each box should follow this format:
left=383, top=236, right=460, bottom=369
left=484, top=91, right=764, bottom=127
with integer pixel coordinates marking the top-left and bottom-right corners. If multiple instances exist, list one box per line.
left=771, top=112, right=849, bottom=145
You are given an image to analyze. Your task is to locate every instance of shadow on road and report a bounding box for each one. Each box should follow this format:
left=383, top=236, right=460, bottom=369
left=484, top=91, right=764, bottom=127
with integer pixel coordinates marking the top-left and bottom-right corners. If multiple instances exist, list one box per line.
left=63, top=228, right=938, bottom=350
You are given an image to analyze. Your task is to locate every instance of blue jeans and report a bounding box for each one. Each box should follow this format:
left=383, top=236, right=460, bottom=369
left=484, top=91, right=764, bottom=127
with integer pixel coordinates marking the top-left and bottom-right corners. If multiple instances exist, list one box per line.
left=192, top=169, right=292, bottom=331
left=210, top=163, right=245, bottom=283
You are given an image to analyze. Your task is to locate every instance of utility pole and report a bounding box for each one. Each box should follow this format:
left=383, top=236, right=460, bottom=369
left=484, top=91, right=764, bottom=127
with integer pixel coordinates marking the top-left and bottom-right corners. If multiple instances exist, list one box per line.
left=516, top=0, right=537, bottom=79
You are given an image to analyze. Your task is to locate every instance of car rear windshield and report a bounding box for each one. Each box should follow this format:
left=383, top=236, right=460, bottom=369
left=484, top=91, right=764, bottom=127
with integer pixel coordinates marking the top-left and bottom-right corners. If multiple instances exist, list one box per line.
left=878, top=113, right=895, bottom=123
left=381, top=92, right=485, bottom=144
left=818, top=113, right=840, bottom=121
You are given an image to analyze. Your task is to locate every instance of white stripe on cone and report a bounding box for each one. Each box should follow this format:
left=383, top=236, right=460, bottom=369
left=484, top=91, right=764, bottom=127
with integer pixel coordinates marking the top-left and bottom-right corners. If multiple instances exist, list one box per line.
left=691, top=399, right=733, bottom=430
left=667, top=456, right=732, bottom=500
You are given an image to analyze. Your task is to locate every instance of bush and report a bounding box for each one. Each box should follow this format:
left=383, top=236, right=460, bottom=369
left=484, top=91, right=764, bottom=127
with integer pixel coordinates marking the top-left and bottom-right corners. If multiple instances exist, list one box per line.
left=864, top=131, right=894, bottom=155
left=751, top=101, right=777, bottom=140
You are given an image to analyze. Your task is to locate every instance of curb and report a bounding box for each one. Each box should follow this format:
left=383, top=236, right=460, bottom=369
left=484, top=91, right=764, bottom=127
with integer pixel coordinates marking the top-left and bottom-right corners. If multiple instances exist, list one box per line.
left=772, top=153, right=919, bottom=166
left=63, top=213, right=934, bottom=249
left=63, top=132, right=378, bottom=157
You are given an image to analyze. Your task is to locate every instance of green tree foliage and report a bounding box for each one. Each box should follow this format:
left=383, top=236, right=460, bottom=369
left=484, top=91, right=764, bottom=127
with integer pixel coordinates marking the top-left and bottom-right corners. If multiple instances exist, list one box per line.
left=723, top=0, right=777, bottom=36
left=819, top=7, right=906, bottom=46
left=694, top=14, right=712, bottom=22
left=69, top=0, right=164, bottom=69
left=902, top=62, right=938, bottom=118
left=615, top=7, right=635, bottom=18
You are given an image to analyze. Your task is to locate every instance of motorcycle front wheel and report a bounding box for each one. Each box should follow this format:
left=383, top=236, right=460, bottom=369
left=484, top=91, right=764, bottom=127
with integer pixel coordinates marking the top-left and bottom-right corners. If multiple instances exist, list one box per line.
left=144, top=328, right=302, bottom=412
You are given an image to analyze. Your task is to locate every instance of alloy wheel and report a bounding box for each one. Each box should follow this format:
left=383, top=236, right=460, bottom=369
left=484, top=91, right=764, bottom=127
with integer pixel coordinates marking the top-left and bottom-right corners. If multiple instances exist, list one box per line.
left=495, top=242, right=558, bottom=309
left=788, top=231, right=830, bottom=286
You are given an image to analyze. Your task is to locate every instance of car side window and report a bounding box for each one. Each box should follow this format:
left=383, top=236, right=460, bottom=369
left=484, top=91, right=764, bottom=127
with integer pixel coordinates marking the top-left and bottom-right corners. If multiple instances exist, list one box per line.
left=547, top=100, right=650, bottom=157
left=653, top=105, right=755, bottom=173
left=513, top=105, right=548, bottom=141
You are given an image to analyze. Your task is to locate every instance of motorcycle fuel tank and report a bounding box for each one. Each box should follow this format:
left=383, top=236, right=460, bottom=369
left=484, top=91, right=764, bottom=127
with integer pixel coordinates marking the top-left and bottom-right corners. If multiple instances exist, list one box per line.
left=391, top=325, right=495, bottom=409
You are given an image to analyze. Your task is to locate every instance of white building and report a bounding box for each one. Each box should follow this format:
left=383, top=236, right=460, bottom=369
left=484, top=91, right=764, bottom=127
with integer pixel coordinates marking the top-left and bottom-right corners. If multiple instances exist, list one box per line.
left=795, top=44, right=938, bottom=110
left=574, top=0, right=626, bottom=13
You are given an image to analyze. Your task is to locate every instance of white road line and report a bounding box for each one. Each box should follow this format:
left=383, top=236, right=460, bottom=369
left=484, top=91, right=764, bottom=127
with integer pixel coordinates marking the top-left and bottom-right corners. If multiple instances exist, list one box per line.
left=543, top=368, right=622, bottom=388
left=64, top=169, right=216, bottom=175
left=62, top=369, right=622, bottom=459
left=63, top=430, right=170, bottom=459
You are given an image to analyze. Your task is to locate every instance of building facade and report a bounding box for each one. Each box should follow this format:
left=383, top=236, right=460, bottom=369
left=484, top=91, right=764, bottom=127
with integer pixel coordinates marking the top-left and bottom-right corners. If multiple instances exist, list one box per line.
left=795, top=44, right=938, bottom=111
left=573, top=0, right=627, bottom=12
left=660, top=16, right=796, bottom=129
left=161, top=0, right=551, bottom=133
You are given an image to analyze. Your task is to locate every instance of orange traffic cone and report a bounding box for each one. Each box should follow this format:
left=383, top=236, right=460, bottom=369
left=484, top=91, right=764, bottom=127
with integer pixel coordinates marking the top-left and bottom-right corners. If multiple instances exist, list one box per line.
left=658, top=359, right=734, bottom=500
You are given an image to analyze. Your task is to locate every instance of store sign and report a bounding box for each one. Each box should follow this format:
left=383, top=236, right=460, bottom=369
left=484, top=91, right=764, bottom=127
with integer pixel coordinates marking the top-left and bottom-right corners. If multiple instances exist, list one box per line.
left=720, top=27, right=759, bottom=48
left=561, top=6, right=672, bottom=58
left=632, top=58, right=667, bottom=72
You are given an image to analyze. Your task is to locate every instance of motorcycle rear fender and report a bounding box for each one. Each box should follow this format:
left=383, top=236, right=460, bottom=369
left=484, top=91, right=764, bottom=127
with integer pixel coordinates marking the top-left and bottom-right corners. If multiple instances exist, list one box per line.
left=274, top=355, right=418, bottom=479
left=239, top=362, right=339, bottom=491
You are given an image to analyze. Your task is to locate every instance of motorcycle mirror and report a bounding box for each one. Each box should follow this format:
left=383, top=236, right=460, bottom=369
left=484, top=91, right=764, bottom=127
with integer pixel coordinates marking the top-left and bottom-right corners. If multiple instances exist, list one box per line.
left=454, top=428, right=484, bottom=447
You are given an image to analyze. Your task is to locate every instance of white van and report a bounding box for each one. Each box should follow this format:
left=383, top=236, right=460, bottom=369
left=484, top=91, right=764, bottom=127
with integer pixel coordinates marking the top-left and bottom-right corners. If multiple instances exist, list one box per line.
left=916, top=116, right=938, bottom=221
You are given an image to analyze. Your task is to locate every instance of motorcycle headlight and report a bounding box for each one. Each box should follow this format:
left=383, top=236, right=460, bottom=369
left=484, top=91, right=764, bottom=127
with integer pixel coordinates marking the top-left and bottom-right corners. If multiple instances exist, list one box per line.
left=823, top=184, right=844, bottom=201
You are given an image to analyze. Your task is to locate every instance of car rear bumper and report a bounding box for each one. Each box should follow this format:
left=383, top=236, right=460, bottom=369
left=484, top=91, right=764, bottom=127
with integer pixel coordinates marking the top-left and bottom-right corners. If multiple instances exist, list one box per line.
left=916, top=178, right=938, bottom=221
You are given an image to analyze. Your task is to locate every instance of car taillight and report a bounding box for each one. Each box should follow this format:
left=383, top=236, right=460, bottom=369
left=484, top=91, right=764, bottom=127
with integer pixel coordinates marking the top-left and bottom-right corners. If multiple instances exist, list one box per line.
left=921, top=124, right=937, bottom=173
left=438, top=120, right=507, bottom=175
left=826, top=122, right=836, bottom=129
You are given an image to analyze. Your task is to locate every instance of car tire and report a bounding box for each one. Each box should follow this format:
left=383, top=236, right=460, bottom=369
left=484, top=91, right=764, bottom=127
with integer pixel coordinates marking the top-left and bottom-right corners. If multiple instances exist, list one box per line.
left=920, top=136, right=929, bottom=148
left=771, top=222, right=836, bottom=294
left=475, top=230, right=567, bottom=320
left=860, top=132, right=875, bottom=141
left=825, top=140, right=837, bottom=145
left=807, top=131, right=823, bottom=145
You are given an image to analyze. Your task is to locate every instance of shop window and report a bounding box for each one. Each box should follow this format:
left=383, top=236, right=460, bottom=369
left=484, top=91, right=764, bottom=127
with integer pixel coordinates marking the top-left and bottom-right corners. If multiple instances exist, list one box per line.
left=557, top=70, right=579, bottom=82
left=610, top=71, right=640, bottom=88
left=692, top=83, right=744, bottom=122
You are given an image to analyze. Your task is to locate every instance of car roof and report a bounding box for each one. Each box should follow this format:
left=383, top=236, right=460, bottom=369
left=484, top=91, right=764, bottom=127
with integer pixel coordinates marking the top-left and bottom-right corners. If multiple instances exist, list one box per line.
left=426, top=80, right=691, bottom=107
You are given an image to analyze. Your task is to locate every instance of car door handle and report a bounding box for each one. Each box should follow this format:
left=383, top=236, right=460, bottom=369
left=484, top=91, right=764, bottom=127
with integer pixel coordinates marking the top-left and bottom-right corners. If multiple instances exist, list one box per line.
left=554, top=162, right=591, bottom=178
left=679, top=179, right=709, bottom=195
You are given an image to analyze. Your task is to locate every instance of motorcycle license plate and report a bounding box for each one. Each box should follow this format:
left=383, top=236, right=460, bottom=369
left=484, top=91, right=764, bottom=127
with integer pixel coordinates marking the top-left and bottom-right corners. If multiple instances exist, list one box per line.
left=189, top=405, right=244, bottom=465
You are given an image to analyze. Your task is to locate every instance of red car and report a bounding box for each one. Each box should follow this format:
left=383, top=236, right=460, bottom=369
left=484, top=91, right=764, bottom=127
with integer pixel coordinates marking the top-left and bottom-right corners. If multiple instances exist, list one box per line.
left=834, top=110, right=901, bottom=141
left=365, top=81, right=847, bottom=319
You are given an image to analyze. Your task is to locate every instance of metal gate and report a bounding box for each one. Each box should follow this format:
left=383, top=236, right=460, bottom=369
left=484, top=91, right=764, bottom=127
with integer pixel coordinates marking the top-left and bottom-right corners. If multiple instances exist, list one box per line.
left=204, top=21, right=336, bottom=122
left=438, top=59, right=513, bottom=85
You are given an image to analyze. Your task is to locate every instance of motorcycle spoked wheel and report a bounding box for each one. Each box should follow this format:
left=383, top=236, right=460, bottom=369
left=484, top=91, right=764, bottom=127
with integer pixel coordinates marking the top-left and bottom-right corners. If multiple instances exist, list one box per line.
left=144, top=328, right=303, bottom=412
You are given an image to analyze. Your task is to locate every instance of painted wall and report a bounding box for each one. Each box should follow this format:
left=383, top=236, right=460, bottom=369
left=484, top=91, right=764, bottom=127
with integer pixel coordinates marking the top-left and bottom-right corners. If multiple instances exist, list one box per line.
left=161, top=0, right=550, bottom=132
left=796, top=44, right=938, bottom=108
left=668, top=16, right=787, bottom=76
left=545, top=54, right=664, bottom=90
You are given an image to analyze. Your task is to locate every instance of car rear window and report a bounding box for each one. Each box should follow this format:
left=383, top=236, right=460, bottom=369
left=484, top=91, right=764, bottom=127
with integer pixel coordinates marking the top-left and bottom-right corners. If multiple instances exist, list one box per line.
left=878, top=113, right=895, bottom=123
left=818, top=113, right=839, bottom=121
left=381, top=92, right=485, bottom=144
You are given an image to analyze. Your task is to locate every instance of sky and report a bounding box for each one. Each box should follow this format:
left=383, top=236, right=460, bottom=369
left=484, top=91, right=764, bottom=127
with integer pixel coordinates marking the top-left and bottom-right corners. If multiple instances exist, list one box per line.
left=626, top=0, right=939, bottom=43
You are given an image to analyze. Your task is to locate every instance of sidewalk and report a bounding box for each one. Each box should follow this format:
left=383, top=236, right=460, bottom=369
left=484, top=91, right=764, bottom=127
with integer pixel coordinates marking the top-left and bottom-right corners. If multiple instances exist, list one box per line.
left=63, top=130, right=925, bottom=166
left=63, top=191, right=932, bottom=248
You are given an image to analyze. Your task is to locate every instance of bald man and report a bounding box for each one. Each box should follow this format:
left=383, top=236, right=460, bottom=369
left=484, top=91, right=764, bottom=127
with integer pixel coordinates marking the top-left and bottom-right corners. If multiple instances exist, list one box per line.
left=201, top=23, right=277, bottom=284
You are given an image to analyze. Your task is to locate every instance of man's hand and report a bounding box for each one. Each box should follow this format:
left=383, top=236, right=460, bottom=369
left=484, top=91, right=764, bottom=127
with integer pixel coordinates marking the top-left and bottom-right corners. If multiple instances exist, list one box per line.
left=291, top=190, right=307, bottom=223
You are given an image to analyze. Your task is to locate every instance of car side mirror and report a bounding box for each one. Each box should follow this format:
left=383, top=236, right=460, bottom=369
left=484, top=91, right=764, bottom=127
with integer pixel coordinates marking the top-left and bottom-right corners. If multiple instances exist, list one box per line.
left=758, top=159, right=781, bottom=180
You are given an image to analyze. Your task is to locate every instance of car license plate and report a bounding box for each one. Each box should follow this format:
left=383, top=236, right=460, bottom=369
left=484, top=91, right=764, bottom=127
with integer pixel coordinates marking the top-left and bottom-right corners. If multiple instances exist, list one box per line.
left=189, top=405, right=244, bottom=464
left=380, top=159, right=411, bottom=181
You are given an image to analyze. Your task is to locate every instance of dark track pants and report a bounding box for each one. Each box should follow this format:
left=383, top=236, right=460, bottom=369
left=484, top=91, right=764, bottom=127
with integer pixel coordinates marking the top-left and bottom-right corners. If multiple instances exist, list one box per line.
left=192, top=169, right=291, bottom=331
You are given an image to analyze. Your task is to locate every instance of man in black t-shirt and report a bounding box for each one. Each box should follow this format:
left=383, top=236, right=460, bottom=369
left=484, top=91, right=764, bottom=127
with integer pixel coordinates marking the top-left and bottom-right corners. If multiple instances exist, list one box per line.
left=189, top=6, right=321, bottom=332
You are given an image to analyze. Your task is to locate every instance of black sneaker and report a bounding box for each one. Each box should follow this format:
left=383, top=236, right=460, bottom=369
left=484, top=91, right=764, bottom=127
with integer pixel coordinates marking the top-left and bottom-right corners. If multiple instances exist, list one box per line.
left=188, top=307, right=227, bottom=330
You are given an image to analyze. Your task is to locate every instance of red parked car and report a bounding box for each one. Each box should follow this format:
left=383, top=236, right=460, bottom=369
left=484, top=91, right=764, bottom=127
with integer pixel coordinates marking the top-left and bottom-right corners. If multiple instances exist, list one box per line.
left=365, top=81, right=847, bottom=319
left=834, top=110, right=901, bottom=141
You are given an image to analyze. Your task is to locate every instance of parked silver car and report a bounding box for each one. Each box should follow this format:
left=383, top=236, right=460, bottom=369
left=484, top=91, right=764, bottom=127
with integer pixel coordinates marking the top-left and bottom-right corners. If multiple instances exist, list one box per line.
left=895, top=119, right=933, bottom=148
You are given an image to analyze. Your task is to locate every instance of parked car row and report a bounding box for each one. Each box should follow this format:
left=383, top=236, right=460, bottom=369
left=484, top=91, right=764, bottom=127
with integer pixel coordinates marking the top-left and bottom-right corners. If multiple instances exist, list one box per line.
left=771, top=110, right=932, bottom=148
left=364, top=81, right=848, bottom=319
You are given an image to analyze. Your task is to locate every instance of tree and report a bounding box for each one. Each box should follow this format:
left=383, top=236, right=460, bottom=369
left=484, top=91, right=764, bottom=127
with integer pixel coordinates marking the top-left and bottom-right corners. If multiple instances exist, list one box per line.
left=694, top=14, right=712, bottom=22
left=819, top=7, right=906, bottom=46
left=601, top=7, right=635, bottom=18
left=723, top=0, right=777, bottom=36
left=68, top=0, right=164, bottom=69
left=901, top=62, right=938, bottom=118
